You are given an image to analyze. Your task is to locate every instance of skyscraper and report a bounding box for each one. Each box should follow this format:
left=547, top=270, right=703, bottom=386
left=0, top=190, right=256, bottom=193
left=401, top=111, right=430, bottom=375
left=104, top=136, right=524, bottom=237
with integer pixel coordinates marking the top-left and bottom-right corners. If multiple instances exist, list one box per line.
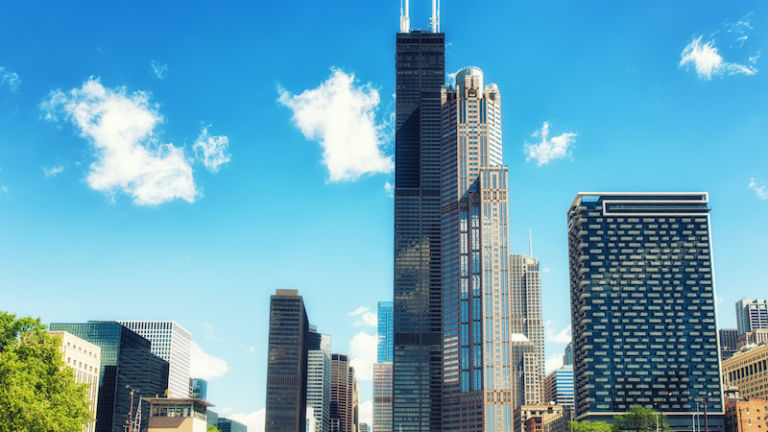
left=567, top=193, right=723, bottom=431
left=49, top=322, right=169, bottom=432
left=373, top=362, right=393, bottom=432
left=735, top=299, right=768, bottom=335
left=510, top=254, right=545, bottom=404
left=118, top=320, right=192, bottom=398
left=377, top=301, right=393, bottom=363
left=330, top=354, right=356, bottom=432
left=719, top=329, right=738, bottom=361
left=49, top=330, right=101, bottom=432
left=393, top=3, right=445, bottom=431
left=265, top=289, right=309, bottom=432
left=307, top=326, right=331, bottom=432
left=562, top=343, right=573, bottom=366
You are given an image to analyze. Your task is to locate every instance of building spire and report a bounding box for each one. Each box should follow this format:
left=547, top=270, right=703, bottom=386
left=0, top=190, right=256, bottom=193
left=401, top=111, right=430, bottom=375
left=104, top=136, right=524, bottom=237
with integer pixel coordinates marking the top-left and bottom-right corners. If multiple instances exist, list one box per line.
left=400, top=0, right=410, bottom=33
left=430, top=0, right=440, bottom=33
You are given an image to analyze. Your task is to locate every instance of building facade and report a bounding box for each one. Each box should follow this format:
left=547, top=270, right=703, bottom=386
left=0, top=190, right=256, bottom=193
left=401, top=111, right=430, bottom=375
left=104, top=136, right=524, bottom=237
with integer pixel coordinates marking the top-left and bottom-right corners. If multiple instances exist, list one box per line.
left=393, top=10, right=445, bottom=431
left=723, top=344, right=768, bottom=401
left=724, top=399, right=768, bottom=432
left=265, top=289, right=309, bottom=432
left=118, top=321, right=192, bottom=398
left=146, top=398, right=212, bottom=432
left=330, top=354, right=356, bottom=432
left=190, top=378, right=208, bottom=401
left=721, top=329, right=740, bottom=361
left=49, top=322, right=169, bottom=432
left=510, top=254, right=545, bottom=405
left=736, top=299, right=768, bottom=336
left=514, top=405, right=565, bottom=432
left=218, top=418, right=248, bottom=432
left=567, top=193, right=724, bottom=431
left=50, top=331, right=101, bottom=432
left=544, top=365, right=574, bottom=407
left=737, top=329, right=768, bottom=349
left=307, top=327, right=331, bottom=432
left=377, top=301, right=393, bottom=363
left=373, top=362, right=393, bottom=432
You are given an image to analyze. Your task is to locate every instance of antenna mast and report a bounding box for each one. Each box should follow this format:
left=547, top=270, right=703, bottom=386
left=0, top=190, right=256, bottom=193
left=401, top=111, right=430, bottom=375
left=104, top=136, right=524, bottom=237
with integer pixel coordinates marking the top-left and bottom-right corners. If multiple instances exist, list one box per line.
left=400, top=0, right=410, bottom=33
left=430, top=0, right=440, bottom=33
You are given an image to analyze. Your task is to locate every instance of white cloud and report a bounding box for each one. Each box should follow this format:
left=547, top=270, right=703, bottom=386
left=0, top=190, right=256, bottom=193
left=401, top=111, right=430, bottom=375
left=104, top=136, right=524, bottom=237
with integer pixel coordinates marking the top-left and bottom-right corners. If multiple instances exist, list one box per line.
left=0, top=185, right=7, bottom=194
left=524, top=122, right=577, bottom=166
left=359, top=400, right=373, bottom=428
left=249, top=346, right=256, bottom=354
left=0, top=66, right=20, bottom=92
left=545, top=355, right=564, bottom=375
left=749, top=178, right=768, bottom=200
left=231, top=408, right=265, bottom=432
left=349, top=330, right=377, bottom=381
left=193, top=126, right=231, bottom=172
left=545, top=322, right=571, bottom=344
left=384, top=181, right=394, bottom=198
left=680, top=36, right=758, bottom=79
left=41, top=78, right=201, bottom=206
left=190, top=341, right=230, bottom=380
left=349, top=306, right=377, bottom=327
left=150, top=60, right=168, bottom=80
left=43, top=165, right=65, bottom=178
left=278, top=69, right=393, bottom=182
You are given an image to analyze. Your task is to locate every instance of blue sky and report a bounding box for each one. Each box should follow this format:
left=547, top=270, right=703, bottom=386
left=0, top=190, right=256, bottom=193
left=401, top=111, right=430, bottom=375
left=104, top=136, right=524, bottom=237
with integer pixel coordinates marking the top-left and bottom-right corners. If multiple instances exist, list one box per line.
left=1, top=0, right=767, bottom=429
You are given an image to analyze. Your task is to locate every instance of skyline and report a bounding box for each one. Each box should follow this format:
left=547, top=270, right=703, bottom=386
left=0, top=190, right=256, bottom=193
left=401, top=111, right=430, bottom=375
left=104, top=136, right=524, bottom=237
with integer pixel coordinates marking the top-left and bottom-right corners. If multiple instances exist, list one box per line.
left=2, top=1, right=768, bottom=431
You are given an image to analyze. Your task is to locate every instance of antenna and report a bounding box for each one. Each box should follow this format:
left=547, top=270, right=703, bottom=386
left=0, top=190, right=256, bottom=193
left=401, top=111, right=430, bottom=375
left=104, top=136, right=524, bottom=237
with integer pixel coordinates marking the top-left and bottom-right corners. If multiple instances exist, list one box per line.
left=430, top=0, right=440, bottom=33
left=400, top=0, right=410, bottom=33
left=529, top=229, right=533, bottom=258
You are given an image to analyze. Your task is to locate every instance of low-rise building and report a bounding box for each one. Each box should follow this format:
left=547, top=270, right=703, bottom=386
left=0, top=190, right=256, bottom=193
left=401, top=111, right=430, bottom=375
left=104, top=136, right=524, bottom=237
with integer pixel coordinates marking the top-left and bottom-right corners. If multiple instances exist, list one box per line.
left=723, top=345, right=768, bottom=400
left=514, top=405, right=566, bottom=432
left=724, top=399, right=768, bottom=432
left=737, top=330, right=768, bottom=350
left=146, top=398, right=213, bottom=432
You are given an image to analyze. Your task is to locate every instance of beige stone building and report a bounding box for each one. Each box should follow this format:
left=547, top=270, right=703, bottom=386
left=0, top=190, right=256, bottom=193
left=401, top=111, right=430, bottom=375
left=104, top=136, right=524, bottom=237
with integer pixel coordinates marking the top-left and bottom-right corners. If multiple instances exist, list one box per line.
left=737, top=330, right=768, bottom=349
left=145, top=398, right=212, bottom=432
left=723, top=344, right=768, bottom=400
left=50, top=330, right=100, bottom=432
left=514, top=405, right=566, bottom=432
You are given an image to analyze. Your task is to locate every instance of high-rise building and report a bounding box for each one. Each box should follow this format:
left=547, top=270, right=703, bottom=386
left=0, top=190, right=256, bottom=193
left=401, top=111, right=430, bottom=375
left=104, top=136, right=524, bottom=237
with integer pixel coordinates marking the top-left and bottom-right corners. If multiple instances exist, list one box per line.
left=330, top=354, right=356, bottom=432
left=377, top=301, right=393, bottom=363
left=218, top=418, right=248, bottom=432
left=562, top=343, right=573, bottom=366
left=307, top=326, right=331, bottom=432
left=393, top=4, right=445, bottom=431
left=510, top=254, right=545, bottom=404
left=265, top=289, right=309, bottom=432
left=118, top=321, right=191, bottom=398
left=49, top=331, right=101, bottom=432
left=736, top=299, right=768, bottom=335
left=49, top=322, right=169, bottom=432
left=543, top=365, right=574, bottom=407
left=373, top=362, right=393, bottom=432
left=190, top=378, right=208, bottom=400
left=723, top=344, right=768, bottom=400
left=567, top=193, right=724, bottom=431
left=720, top=329, right=739, bottom=361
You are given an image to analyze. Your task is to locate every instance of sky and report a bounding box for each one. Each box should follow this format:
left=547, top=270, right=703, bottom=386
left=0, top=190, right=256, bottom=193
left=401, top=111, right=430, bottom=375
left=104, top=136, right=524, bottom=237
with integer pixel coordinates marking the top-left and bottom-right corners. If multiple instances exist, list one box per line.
left=1, top=1, right=767, bottom=430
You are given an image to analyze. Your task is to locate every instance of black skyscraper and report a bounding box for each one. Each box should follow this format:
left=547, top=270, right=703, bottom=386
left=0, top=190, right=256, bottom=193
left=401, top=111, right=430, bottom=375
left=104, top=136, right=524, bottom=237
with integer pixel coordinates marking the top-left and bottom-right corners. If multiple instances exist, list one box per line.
left=265, top=289, right=309, bottom=432
left=393, top=28, right=445, bottom=432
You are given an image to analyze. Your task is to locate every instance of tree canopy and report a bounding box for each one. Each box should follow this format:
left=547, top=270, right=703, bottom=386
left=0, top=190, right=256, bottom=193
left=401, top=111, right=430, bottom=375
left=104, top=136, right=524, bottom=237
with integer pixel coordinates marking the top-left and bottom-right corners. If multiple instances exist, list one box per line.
left=0, top=311, right=92, bottom=432
left=570, top=420, right=613, bottom=432
left=611, top=405, right=669, bottom=432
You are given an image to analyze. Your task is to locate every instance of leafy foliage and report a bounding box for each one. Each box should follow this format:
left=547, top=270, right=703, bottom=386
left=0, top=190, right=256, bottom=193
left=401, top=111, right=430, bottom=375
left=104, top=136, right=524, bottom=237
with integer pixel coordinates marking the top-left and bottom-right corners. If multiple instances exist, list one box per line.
left=570, top=420, right=614, bottom=432
left=0, top=311, right=92, bottom=432
left=208, top=425, right=222, bottom=432
left=611, top=405, right=669, bottom=432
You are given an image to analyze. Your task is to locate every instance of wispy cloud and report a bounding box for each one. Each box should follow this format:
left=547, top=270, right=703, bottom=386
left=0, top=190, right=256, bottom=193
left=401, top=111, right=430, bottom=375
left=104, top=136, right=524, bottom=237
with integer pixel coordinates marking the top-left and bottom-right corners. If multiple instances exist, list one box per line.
left=349, top=330, right=377, bottom=381
left=749, top=178, right=768, bottom=200
left=545, top=321, right=572, bottom=344
left=359, top=400, right=373, bottom=429
left=193, top=126, right=231, bottom=172
left=384, top=181, right=394, bottom=198
left=43, top=165, right=65, bottom=178
left=0, top=66, right=20, bottom=92
left=231, top=408, right=265, bottom=432
left=524, top=122, right=577, bottom=166
left=190, top=341, right=229, bottom=380
left=278, top=69, right=393, bottom=182
left=680, top=15, right=759, bottom=80
left=545, top=355, right=564, bottom=375
left=349, top=306, right=377, bottom=327
left=150, top=60, right=168, bottom=80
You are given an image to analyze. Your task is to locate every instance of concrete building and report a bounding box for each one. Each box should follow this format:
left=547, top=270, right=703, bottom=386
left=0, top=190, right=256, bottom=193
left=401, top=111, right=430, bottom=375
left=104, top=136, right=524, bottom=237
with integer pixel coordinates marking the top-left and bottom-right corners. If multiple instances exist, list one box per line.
left=218, top=418, right=248, bottom=432
left=265, top=289, right=309, bottom=432
left=736, top=299, right=768, bottom=336
left=146, top=398, right=212, bottom=432
left=307, top=327, right=331, bottom=432
left=50, top=331, right=101, bottom=432
left=567, top=193, right=724, bottom=431
left=330, top=354, right=356, bottom=432
left=49, top=322, right=169, bottom=432
left=737, top=329, right=768, bottom=349
left=544, top=365, right=573, bottom=407
left=722, top=329, right=740, bottom=361
left=723, top=344, right=768, bottom=401
left=724, top=399, right=768, bottom=432
left=373, top=362, right=392, bottom=432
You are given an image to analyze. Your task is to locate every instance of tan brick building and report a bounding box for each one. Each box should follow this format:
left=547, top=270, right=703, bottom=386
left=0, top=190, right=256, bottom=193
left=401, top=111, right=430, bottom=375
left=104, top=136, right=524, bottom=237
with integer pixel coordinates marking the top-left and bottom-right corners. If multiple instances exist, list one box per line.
left=723, top=345, right=768, bottom=400
left=724, top=399, right=768, bottom=432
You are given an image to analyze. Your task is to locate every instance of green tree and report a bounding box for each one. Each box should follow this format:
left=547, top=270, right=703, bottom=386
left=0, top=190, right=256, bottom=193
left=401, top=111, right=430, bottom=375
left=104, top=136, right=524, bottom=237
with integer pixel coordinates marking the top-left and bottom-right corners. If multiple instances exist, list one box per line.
left=570, top=420, right=613, bottom=432
left=0, top=311, right=91, bottom=432
left=207, top=425, right=222, bottom=432
left=611, top=405, right=669, bottom=432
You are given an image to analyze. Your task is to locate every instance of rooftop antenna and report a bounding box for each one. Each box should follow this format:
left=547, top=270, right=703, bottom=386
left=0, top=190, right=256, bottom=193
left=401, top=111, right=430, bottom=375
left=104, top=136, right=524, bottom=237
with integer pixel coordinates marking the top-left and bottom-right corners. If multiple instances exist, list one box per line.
left=430, top=0, right=440, bottom=33
left=529, top=229, right=533, bottom=258
left=400, top=0, right=410, bottom=33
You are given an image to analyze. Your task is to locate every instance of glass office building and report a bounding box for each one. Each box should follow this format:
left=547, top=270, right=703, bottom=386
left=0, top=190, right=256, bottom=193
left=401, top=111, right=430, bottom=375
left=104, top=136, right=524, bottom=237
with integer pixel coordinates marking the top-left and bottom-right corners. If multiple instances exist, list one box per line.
left=218, top=418, right=248, bottom=432
left=393, top=24, right=445, bottom=432
left=377, top=301, right=393, bottom=363
left=190, top=378, right=208, bottom=401
left=49, top=321, right=169, bottom=432
left=567, top=193, right=723, bottom=431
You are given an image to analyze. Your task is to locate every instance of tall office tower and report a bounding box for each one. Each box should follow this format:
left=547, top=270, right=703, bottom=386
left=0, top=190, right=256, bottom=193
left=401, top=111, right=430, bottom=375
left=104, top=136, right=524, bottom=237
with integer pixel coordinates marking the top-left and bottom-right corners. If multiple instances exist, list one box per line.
left=377, top=301, right=393, bottom=363
left=330, top=354, right=356, bottom=432
left=510, top=254, right=545, bottom=404
left=736, top=299, right=768, bottom=335
left=719, top=329, right=739, bottom=361
left=49, top=322, right=169, bottom=432
left=49, top=331, right=101, bottom=432
left=265, top=289, right=309, bottom=432
left=190, top=378, right=208, bottom=400
left=543, top=365, right=574, bottom=407
left=118, top=321, right=191, bottom=398
left=373, top=362, right=393, bottom=432
left=567, top=193, right=724, bottom=431
left=393, top=3, right=445, bottom=431
left=562, top=343, right=573, bottom=366
left=441, top=66, right=521, bottom=432
left=308, top=327, right=332, bottom=432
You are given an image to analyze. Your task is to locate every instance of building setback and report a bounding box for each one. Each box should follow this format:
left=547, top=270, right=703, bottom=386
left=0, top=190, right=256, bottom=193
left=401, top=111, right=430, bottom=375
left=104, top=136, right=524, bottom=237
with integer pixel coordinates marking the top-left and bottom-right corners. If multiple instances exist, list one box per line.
left=49, top=322, right=169, bottom=432
left=373, top=362, right=393, bottom=432
left=330, top=354, right=356, bottom=432
left=118, top=320, right=192, bottom=398
left=567, top=193, right=724, bottom=431
left=50, top=331, right=101, bottom=432
left=265, top=289, right=309, bottom=432
left=736, top=299, right=768, bottom=336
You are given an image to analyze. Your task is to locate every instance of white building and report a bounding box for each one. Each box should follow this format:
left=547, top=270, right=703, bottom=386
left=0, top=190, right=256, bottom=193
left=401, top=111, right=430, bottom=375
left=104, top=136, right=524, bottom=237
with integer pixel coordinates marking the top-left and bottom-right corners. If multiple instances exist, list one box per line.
left=307, top=330, right=331, bottom=432
left=50, top=331, right=101, bottom=432
left=119, top=321, right=192, bottom=398
left=736, top=298, right=768, bottom=335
